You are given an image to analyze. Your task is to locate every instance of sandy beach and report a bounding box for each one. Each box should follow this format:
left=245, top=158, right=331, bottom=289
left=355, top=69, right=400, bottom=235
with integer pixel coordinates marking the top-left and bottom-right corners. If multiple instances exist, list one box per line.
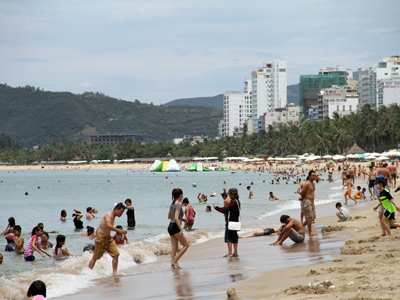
left=52, top=172, right=400, bottom=300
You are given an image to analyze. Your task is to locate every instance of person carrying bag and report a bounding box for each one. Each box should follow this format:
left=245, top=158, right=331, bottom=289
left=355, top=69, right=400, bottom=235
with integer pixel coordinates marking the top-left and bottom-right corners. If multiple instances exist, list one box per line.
left=214, top=188, right=241, bottom=257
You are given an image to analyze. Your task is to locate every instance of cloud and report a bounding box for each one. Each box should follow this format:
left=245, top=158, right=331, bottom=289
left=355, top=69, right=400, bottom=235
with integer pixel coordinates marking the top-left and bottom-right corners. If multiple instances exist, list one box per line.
left=366, top=28, right=397, bottom=34
left=77, top=82, right=97, bottom=87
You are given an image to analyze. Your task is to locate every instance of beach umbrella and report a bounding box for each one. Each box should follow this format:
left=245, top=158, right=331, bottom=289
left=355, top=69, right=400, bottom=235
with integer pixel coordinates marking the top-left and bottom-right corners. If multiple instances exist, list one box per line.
left=365, top=155, right=377, bottom=160
left=375, top=156, right=390, bottom=161
left=355, top=154, right=369, bottom=158
left=322, top=155, right=332, bottom=159
left=346, top=154, right=357, bottom=158
left=332, top=155, right=345, bottom=160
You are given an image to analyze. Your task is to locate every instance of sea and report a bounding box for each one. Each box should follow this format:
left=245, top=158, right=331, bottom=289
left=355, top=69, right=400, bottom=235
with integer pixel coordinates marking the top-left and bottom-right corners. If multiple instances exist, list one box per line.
left=0, top=167, right=346, bottom=299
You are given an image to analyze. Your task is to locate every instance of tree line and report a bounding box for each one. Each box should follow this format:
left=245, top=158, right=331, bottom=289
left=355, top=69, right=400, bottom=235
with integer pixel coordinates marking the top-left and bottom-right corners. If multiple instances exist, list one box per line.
left=1, top=104, right=399, bottom=164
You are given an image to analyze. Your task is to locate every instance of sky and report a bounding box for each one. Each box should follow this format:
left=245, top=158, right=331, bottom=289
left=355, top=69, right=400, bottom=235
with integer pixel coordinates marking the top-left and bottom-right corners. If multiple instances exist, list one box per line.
left=0, top=0, right=399, bottom=105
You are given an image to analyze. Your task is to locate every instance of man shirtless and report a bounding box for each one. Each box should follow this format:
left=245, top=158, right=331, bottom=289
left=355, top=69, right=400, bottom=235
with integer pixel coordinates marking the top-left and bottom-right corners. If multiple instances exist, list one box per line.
left=269, top=192, right=279, bottom=200
left=378, top=163, right=391, bottom=182
left=341, top=167, right=348, bottom=185
left=239, top=227, right=279, bottom=238
left=247, top=186, right=253, bottom=199
left=13, top=225, right=24, bottom=254
left=299, top=170, right=317, bottom=236
left=343, top=174, right=357, bottom=204
left=297, top=179, right=306, bottom=223
left=86, top=207, right=97, bottom=219
left=270, top=215, right=305, bottom=245
left=368, top=166, right=377, bottom=199
left=348, top=166, right=356, bottom=184
left=88, top=202, right=127, bottom=275
left=388, top=162, right=398, bottom=188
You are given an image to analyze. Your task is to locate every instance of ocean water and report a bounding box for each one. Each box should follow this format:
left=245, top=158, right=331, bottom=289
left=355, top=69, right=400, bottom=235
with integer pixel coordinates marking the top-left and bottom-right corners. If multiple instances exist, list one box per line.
left=0, top=168, right=344, bottom=299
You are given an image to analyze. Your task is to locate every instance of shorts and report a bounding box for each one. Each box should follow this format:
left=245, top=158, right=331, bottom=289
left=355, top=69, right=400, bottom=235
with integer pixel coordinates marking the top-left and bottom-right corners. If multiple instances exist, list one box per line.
left=378, top=205, right=383, bottom=213
left=338, top=213, right=349, bottom=221
left=24, top=255, right=35, bottom=261
left=168, top=223, right=181, bottom=236
left=186, top=221, right=194, bottom=227
left=368, top=180, right=375, bottom=188
left=345, top=188, right=352, bottom=197
left=301, top=198, right=316, bottom=222
left=224, top=226, right=238, bottom=244
left=384, top=210, right=395, bottom=220
left=92, top=234, right=119, bottom=260
left=263, top=228, right=275, bottom=235
left=391, top=173, right=396, bottom=180
left=350, top=175, right=354, bottom=178
left=289, top=228, right=305, bottom=243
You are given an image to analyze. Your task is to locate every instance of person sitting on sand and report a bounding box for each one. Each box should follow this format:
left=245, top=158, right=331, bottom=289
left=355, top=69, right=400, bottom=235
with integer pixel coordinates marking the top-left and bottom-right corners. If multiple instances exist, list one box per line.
left=86, top=207, right=97, bottom=219
left=239, top=227, right=279, bottom=238
left=335, top=202, right=349, bottom=222
left=269, top=192, right=279, bottom=200
left=373, top=178, right=400, bottom=237
left=270, top=215, right=305, bottom=246
left=247, top=186, right=253, bottom=199
left=197, top=193, right=207, bottom=203
left=361, top=188, right=367, bottom=199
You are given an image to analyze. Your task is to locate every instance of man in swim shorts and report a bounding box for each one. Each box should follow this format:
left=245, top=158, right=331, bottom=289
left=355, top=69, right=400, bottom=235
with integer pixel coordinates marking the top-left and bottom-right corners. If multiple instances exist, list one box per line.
left=299, top=170, right=317, bottom=236
left=368, top=166, right=377, bottom=199
left=388, top=162, right=398, bottom=188
left=88, top=202, right=127, bottom=275
left=270, top=215, right=305, bottom=245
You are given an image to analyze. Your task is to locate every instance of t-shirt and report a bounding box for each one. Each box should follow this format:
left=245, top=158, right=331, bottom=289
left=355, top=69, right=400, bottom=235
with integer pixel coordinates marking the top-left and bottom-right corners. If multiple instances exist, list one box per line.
left=126, top=208, right=135, bottom=227
left=380, top=188, right=395, bottom=213
left=24, top=235, right=38, bottom=257
left=169, top=202, right=183, bottom=225
left=339, top=207, right=349, bottom=219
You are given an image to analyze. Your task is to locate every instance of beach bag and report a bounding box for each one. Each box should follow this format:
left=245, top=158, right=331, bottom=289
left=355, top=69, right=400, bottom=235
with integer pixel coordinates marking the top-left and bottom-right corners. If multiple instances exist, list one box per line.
left=227, top=200, right=241, bottom=231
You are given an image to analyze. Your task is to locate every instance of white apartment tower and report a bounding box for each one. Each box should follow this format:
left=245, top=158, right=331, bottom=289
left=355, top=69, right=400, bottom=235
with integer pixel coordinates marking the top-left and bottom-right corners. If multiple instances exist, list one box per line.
left=251, top=59, right=287, bottom=132
left=221, top=79, right=252, bottom=137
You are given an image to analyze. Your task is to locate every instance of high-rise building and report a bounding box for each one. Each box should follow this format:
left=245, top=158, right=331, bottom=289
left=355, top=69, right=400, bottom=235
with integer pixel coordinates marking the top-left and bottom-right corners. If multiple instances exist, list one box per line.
left=357, top=68, right=376, bottom=109
left=377, top=76, right=400, bottom=107
left=251, top=59, right=287, bottom=132
left=372, top=56, right=400, bottom=80
left=220, top=79, right=252, bottom=137
left=220, top=59, right=287, bottom=137
left=299, top=67, right=349, bottom=120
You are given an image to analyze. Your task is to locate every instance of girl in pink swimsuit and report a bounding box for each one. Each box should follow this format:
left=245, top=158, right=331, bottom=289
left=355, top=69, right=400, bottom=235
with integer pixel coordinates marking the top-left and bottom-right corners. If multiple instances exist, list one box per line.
left=24, top=226, right=52, bottom=261
left=182, top=198, right=196, bottom=230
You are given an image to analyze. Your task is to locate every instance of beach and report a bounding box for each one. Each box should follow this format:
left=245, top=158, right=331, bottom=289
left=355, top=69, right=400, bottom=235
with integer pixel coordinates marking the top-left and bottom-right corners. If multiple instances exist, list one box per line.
left=1, top=163, right=397, bottom=300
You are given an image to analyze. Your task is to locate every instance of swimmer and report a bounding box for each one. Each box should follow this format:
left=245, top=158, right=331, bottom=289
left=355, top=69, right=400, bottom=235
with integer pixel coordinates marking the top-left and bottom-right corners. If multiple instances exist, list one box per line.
left=239, top=228, right=279, bottom=238
left=113, top=225, right=129, bottom=245
left=197, top=193, right=208, bottom=203
left=269, top=192, right=279, bottom=200
left=60, top=210, right=67, bottom=221
left=53, top=235, right=74, bottom=258
left=24, top=226, right=52, bottom=261
left=210, top=191, right=217, bottom=197
left=206, top=206, right=212, bottom=212
left=39, top=232, right=53, bottom=249
left=1, top=217, right=15, bottom=235
left=13, top=225, right=24, bottom=254
left=247, top=186, right=253, bottom=199
left=86, top=207, right=97, bottom=219
left=72, top=210, right=84, bottom=229
left=78, top=226, right=96, bottom=239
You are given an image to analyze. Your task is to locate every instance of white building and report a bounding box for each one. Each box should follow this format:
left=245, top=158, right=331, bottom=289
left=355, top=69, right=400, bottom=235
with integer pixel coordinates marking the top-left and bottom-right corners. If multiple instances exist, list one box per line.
left=260, top=104, right=300, bottom=130
left=220, top=79, right=252, bottom=137
left=377, top=76, right=400, bottom=107
left=372, top=56, right=400, bottom=81
left=357, top=68, right=376, bottom=108
left=251, top=59, right=287, bottom=132
left=319, top=66, right=353, bottom=81
left=318, top=85, right=359, bottom=120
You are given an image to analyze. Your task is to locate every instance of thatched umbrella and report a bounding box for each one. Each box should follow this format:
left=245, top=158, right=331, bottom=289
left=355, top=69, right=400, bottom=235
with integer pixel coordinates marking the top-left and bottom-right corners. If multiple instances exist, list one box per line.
left=343, top=143, right=366, bottom=155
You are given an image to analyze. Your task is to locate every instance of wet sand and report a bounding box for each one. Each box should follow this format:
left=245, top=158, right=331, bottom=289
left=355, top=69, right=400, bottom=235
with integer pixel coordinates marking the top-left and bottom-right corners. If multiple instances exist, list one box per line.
left=57, top=200, right=364, bottom=300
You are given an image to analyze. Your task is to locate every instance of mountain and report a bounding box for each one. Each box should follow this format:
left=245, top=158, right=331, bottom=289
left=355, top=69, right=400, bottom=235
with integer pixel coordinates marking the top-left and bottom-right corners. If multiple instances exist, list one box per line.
left=164, top=94, right=223, bottom=109
left=0, top=84, right=222, bottom=147
left=164, top=83, right=300, bottom=108
left=287, top=83, right=300, bottom=106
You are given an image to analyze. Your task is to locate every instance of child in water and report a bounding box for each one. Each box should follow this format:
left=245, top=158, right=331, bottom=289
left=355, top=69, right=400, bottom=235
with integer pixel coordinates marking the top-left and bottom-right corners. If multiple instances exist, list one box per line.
left=113, top=225, right=129, bottom=245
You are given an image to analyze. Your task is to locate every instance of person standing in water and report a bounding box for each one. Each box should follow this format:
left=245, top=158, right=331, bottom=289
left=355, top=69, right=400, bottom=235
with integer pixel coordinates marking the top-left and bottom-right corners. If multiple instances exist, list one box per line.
left=299, top=170, right=317, bottom=237
left=168, top=188, right=189, bottom=269
left=124, top=199, right=136, bottom=228
left=182, top=198, right=196, bottom=230
left=247, top=186, right=253, bottom=199
left=88, top=203, right=127, bottom=275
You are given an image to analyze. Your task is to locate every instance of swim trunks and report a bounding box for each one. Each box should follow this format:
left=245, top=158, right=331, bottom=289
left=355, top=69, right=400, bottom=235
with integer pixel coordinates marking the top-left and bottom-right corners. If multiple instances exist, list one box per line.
left=263, top=228, right=275, bottom=235
left=24, top=255, right=35, bottom=261
left=301, top=198, right=316, bottom=222
left=368, top=180, right=375, bottom=188
left=168, top=223, right=180, bottom=236
left=350, top=175, right=354, bottom=178
left=92, top=234, right=119, bottom=260
left=391, top=173, right=396, bottom=179
left=289, top=228, right=305, bottom=243
left=186, top=221, right=194, bottom=227
left=345, top=188, right=352, bottom=197
left=384, top=210, right=395, bottom=220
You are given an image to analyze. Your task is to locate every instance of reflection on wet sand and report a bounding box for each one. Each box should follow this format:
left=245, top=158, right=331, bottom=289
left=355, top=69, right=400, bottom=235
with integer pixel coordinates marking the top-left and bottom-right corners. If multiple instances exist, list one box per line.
left=173, top=270, right=193, bottom=299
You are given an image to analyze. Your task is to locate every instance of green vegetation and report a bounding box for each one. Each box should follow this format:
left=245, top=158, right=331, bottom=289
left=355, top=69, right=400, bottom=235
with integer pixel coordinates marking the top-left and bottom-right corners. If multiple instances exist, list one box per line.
left=1, top=103, right=399, bottom=164
left=0, top=84, right=222, bottom=147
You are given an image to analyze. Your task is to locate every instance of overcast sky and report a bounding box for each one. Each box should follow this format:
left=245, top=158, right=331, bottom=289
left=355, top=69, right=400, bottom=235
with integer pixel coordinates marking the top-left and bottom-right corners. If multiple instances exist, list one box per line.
left=1, top=0, right=399, bottom=104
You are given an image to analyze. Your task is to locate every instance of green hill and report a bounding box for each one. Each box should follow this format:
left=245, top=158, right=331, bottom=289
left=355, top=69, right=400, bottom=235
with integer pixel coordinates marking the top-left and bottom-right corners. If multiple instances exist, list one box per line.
left=0, top=84, right=223, bottom=147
